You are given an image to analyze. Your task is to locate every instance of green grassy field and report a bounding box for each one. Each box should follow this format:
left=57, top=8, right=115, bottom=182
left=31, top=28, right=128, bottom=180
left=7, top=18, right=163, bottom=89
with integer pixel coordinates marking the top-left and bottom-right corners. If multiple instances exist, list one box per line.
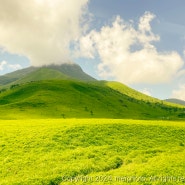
left=1, top=119, right=185, bottom=185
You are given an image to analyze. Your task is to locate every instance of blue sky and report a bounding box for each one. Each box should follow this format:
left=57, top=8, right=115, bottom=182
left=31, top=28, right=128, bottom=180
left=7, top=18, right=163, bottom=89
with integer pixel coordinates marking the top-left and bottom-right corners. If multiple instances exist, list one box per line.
left=0, top=0, right=185, bottom=100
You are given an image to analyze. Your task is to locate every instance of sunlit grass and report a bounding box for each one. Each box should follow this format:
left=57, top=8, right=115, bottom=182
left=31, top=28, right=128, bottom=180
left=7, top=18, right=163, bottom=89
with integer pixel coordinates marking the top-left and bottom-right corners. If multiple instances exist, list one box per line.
left=0, top=119, right=185, bottom=184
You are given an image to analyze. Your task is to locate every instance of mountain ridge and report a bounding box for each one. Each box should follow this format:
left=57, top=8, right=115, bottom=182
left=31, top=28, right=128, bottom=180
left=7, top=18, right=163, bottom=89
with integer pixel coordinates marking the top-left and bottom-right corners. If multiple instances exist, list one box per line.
left=0, top=63, right=96, bottom=87
left=165, top=98, right=185, bottom=106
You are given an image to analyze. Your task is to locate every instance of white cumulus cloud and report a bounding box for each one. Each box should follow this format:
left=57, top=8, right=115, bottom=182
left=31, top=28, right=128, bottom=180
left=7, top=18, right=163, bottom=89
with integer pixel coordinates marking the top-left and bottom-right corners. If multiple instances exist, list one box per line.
left=0, top=60, right=22, bottom=71
left=79, top=12, right=184, bottom=85
left=0, top=0, right=89, bottom=66
left=140, top=88, right=152, bottom=96
left=0, top=61, right=7, bottom=71
left=172, top=85, right=185, bottom=101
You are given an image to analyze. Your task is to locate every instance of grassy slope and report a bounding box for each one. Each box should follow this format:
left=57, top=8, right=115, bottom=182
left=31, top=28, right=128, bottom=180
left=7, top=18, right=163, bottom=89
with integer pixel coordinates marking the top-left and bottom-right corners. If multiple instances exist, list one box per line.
left=0, top=119, right=185, bottom=185
left=0, top=67, right=37, bottom=85
left=106, top=81, right=183, bottom=107
left=14, top=68, right=70, bottom=84
left=0, top=80, right=184, bottom=119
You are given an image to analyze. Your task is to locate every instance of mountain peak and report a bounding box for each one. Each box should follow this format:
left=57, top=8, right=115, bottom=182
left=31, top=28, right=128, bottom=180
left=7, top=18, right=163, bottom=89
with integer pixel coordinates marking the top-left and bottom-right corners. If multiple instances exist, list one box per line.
left=0, top=62, right=96, bottom=87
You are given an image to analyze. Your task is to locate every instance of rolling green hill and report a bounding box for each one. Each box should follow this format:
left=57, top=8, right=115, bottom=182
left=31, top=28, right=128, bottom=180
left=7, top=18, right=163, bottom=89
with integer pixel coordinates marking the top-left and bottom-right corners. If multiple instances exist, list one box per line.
left=0, top=79, right=184, bottom=119
left=0, top=63, right=185, bottom=119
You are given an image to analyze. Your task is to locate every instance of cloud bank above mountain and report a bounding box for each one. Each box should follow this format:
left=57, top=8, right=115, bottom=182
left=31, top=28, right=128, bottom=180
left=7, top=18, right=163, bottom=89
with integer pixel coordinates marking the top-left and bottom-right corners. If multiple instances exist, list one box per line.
left=79, top=12, right=184, bottom=85
left=0, top=0, right=89, bottom=66
left=0, top=2, right=184, bottom=87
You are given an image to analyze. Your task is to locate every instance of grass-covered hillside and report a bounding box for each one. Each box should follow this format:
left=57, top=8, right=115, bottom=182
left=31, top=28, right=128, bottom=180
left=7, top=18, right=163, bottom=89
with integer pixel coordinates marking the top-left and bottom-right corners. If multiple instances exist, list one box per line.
left=0, top=63, right=184, bottom=119
left=0, top=63, right=96, bottom=87
left=1, top=119, right=185, bottom=184
left=0, top=79, right=184, bottom=119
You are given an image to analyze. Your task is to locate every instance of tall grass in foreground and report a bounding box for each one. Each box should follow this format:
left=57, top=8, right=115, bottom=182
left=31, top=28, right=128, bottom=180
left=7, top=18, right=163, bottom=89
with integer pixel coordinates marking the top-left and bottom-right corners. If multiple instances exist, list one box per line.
left=0, top=119, right=185, bottom=184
